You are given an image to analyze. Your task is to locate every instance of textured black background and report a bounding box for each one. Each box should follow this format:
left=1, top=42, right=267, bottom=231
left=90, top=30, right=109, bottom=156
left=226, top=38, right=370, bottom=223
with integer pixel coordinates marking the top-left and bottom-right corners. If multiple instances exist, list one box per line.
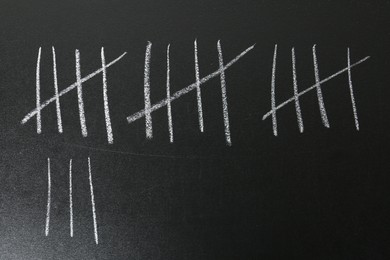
left=0, top=0, right=389, bottom=259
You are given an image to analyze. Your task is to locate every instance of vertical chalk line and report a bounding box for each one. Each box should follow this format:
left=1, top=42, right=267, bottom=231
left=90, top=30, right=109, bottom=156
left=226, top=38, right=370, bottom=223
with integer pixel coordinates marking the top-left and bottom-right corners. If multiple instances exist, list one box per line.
left=36, top=47, right=42, bottom=134
left=75, top=49, right=88, bottom=137
left=88, top=157, right=99, bottom=244
left=69, top=159, right=73, bottom=237
left=347, top=48, right=360, bottom=130
left=217, top=41, right=232, bottom=146
left=144, top=42, right=153, bottom=139
left=45, top=158, right=51, bottom=236
left=271, top=44, right=278, bottom=136
left=291, top=48, right=304, bottom=133
left=194, top=39, right=205, bottom=132
left=166, top=44, right=174, bottom=143
left=312, top=45, right=330, bottom=128
left=52, top=47, right=63, bottom=133
left=101, top=47, right=114, bottom=144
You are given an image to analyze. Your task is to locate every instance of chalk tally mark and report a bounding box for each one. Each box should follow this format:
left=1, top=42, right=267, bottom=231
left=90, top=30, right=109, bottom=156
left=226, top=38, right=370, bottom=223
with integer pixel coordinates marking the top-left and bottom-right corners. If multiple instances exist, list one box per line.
left=144, top=42, right=153, bottom=139
left=22, top=48, right=127, bottom=143
left=45, top=158, right=51, bottom=236
left=291, top=47, right=304, bottom=133
left=312, top=45, right=330, bottom=128
left=69, top=159, right=73, bottom=237
left=52, top=47, right=63, bottom=134
left=88, top=157, right=99, bottom=245
left=36, top=47, right=42, bottom=134
left=127, top=41, right=255, bottom=145
left=262, top=45, right=369, bottom=134
left=166, top=44, right=174, bottom=143
left=194, top=39, right=205, bottom=132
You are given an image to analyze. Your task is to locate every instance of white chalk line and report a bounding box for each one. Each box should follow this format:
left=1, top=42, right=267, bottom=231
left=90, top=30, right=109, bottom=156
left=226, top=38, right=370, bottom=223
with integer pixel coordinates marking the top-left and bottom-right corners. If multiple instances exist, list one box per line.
left=21, top=51, right=127, bottom=124
left=45, top=158, right=51, bottom=236
left=291, top=48, right=304, bottom=133
left=127, top=44, right=256, bottom=124
left=101, top=47, right=114, bottom=144
left=194, top=39, right=205, bottom=132
left=166, top=44, right=174, bottom=143
left=88, top=157, right=99, bottom=245
left=144, top=42, right=153, bottom=139
left=312, top=45, right=330, bottom=128
left=217, top=41, right=232, bottom=146
left=69, top=159, right=73, bottom=237
left=52, top=47, right=63, bottom=134
left=262, top=55, right=370, bottom=120
left=75, top=50, right=88, bottom=137
left=271, top=44, right=278, bottom=136
left=347, top=48, right=360, bottom=130
left=36, top=47, right=42, bottom=134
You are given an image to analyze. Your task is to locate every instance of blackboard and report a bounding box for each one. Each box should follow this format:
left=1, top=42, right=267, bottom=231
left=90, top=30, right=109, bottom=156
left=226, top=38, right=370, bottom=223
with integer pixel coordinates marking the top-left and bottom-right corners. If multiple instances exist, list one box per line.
left=0, top=0, right=389, bottom=259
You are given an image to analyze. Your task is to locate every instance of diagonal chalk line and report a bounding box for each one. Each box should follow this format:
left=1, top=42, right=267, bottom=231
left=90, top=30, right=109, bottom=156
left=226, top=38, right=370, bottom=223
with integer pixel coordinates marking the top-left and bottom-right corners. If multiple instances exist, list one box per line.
left=127, top=44, right=256, bottom=124
left=21, top=51, right=127, bottom=125
left=262, top=55, right=370, bottom=120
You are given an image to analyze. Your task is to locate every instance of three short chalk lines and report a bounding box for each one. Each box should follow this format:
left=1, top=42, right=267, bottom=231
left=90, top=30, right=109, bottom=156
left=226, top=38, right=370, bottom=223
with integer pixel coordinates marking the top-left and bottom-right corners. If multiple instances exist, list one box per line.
left=44, top=157, right=99, bottom=244
left=21, top=41, right=370, bottom=146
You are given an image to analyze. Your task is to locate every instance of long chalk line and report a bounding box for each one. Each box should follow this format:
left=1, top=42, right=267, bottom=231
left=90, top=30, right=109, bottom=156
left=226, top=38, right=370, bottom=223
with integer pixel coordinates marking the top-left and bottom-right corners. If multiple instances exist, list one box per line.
left=45, top=158, right=51, bottom=236
left=88, top=157, right=99, bottom=244
left=312, top=45, right=330, bottom=128
left=35, top=47, right=42, bottom=134
left=166, top=44, right=174, bottom=143
left=291, top=47, right=304, bottom=133
left=52, top=47, right=63, bottom=134
left=270, top=45, right=278, bottom=136
left=194, top=39, right=205, bottom=132
left=75, top=49, right=88, bottom=137
left=217, top=40, right=232, bottom=146
left=69, top=159, right=73, bottom=237
left=101, top=47, right=114, bottom=144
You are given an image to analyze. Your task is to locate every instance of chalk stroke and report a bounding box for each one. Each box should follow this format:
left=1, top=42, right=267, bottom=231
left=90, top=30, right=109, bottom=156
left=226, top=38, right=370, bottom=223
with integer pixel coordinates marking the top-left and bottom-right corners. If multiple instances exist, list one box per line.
left=270, top=45, right=278, bottom=136
left=52, top=47, right=63, bottom=133
left=69, top=159, right=73, bottom=237
left=45, top=158, right=51, bottom=236
left=88, top=157, right=99, bottom=244
left=127, top=42, right=255, bottom=145
left=262, top=47, right=370, bottom=133
left=36, top=47, right=42, bottom=134
left=194, top=39, right=205, bottom=132
left=144, top=42, right=153, bottom=139
left=312, top=45, right=330, bottom=128
left=75, top=49, right=88, bottom=137
left=166, top=44, right=174, bottom=143
left=291, top=48, right=304, bottom=133
left=347, top=48, right=360, bottom=130
left=21, top=49, right=127, bottom=141
left=217, top=40, right=232, bottom=146
left=101, top=47, right=114, bottom=143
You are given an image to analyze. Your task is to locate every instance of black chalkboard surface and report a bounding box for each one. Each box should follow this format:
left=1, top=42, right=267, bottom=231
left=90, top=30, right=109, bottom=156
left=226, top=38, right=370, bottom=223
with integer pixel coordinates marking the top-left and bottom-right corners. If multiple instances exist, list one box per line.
left=0, top=0, right=389, bottom=259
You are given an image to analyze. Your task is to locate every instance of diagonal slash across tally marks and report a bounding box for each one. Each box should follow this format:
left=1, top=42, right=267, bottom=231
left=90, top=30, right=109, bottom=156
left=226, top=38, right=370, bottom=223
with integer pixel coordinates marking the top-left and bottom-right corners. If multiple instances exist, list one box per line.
left=21, top=52, right=127, bottom=125
left=262, top=55, right=370, bottom=121
left=126, top=44, right=256, bottom=124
